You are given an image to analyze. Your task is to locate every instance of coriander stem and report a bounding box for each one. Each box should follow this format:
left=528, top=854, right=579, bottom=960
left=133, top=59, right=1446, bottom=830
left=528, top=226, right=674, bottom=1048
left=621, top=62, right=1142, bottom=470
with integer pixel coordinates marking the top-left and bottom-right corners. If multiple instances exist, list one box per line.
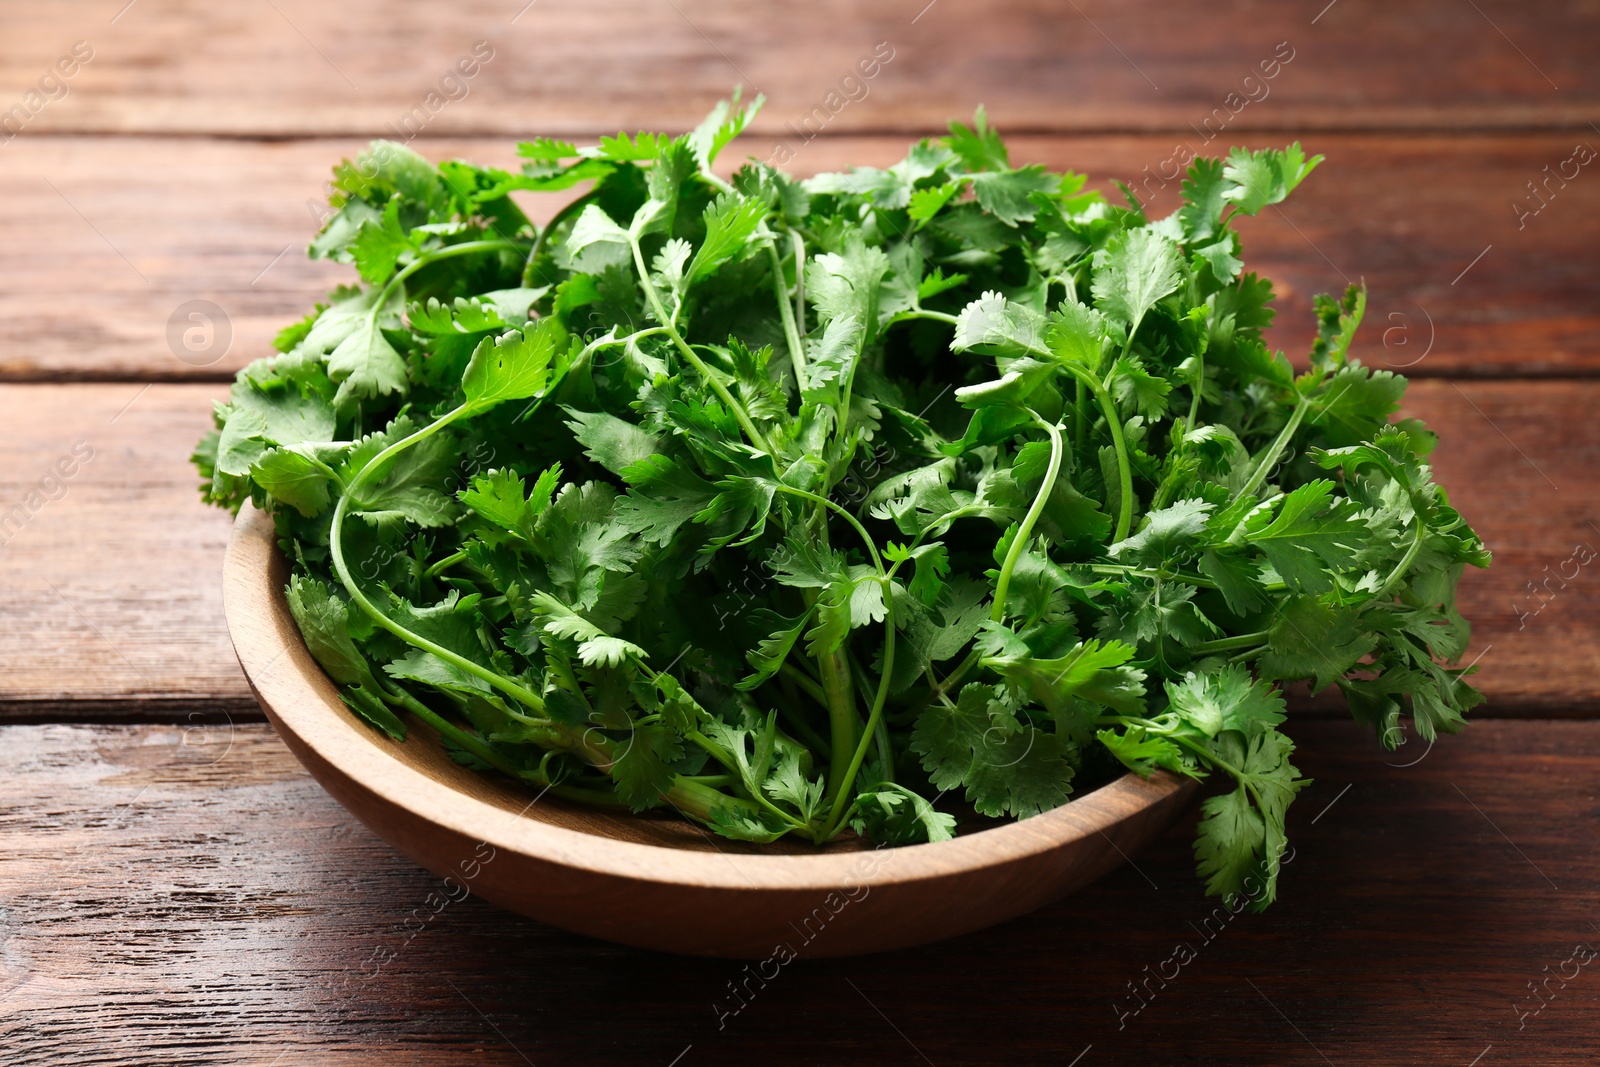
left=686, top=729, right=740, bottom=775
left=329, top=403, right=548, bottom=716
left=1237, top=393, right=1309, bottom=501
left=779, top=662, right=829, bottom=707
left=1087, top=563, right=1218, bottom=589
left=1073, top=377, right=1087, bottom=455
left=663, top=775, right=799, bottom=836
left=1188, top=630, right=1271, bottom=656
left=873, top=714, right=895, bottom=785
left=387, top=684, right=528, bottom=779
left=425, top=549, right=469, bottom=578
left=384, top=240, right=522, bottom=312
left=766, top=237, right=808, bottom=391
left=1059, top=363, right=1134, bottom=543
left=1373, top=510, right=1428, bottom=599
left=393, top=688, right=628, bottom=808
left=522, top=192, right=595, bottom=287
left=627, top=233, right=774, bottom=453
left=772, top=484, right=887, bottom=574
left=813, top=623, right=859, bottom=811
left=990, top=411, right=1065, bottom=622
left=790, top=229, right=807, bottom=338
left=887, top=309, right=960, bottom=327
left=820, top=578, right=896, bottom=839
left=1187, top=350, right=1206, bottom=427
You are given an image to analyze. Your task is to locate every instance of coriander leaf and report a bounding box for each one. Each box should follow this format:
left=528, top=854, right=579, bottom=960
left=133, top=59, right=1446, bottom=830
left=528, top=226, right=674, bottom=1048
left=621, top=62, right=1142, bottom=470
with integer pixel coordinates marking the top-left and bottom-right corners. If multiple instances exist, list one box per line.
left=984, top=638, right=1148, bottom=717
left=1166, top=664, right=1287, bottom=738
left=970, top=166, right=1059, bottom=226
left=1257, top=596, right=1378, bottom=692
left=850, top=786, right=957, bottom=844
left=688, top=191, right=767, bottom=282
left=953, top=291, right=1048, bottom=357
left=944, top=106, right=1009, bottom=172
left=252, top=447, right=333, bottom=517
left=564, top=408, right=662, bottom=475
left=1098, top=725, right=1189, bottom=777
left=1243, top=480, right=1363, bottom=593
left=1044, top=298, right=1108, bottom=368
left=328, top=313, right=408, bottom=408
left=740, top=607, right=813, bottom=690
left=1091, top=228, right=1183, bottom=333
left=615, top=454, right=718, bottom=547
left=462, top=317, right=567, bottom=409
left=1109, top=497, right=1213, bottom=565
left=608, top=720, right=683, bottom=810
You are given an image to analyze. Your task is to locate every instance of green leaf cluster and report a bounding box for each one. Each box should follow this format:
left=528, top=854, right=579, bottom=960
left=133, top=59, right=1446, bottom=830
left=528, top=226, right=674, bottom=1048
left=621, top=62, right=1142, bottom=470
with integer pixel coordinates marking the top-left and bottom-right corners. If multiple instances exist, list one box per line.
left=194, top=99, right=1489, bottom=909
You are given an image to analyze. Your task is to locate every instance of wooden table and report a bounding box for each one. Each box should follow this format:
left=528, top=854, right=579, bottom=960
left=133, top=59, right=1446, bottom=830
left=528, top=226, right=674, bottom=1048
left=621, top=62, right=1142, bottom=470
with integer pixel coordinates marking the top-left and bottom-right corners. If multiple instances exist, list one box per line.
left=3, top=2, right=1597, bottom=1063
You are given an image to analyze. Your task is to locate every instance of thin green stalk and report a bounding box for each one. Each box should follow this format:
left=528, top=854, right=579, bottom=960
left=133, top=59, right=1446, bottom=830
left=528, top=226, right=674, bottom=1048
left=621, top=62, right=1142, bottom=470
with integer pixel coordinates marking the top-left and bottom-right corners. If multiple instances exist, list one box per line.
left=686, top=729, right=740, bottom=775
left=766, top=237, right=808, bottom=391
left=1188, top=630, right=1271, bottom=656
left=1187, top=350, right=1206, bottom=426
left=990, top=411, right=1065, bottom=622
left=1373, top=510, right=1429, bottom=599
left=886, top=309, right=960, bottom=328
left=1088, top=563, right=1219, bottom=589
left=382, top=240, right=521, bottom=311
left=873, top=715, right=895, bottom=785
left=387, top=684, right=529, bottom=779
left=790, top=229, right=807, bottom=338
left=1059, top=362, right=1134, bottom=543
left=1104, top=310, right=1147, bottom=391
left=329, top=403, right=548, bottom=715
left=425, top=550, right=469, bottom=578
left=772, top=485, right=886, bottom=574
left=522, top=192, right=595, bottom=287
left=389, top=683, right=630, bottom=806
left=517, top=325, right=667, bottom=424
left=627, top=233, right=773, bottom=453
left=820, top=578, right=896, bottom=839
left=1073, top=377, right=1087, bottom=455
left=1237, top=394, right=1309, bottom=501
left=779, top=662, right=829, bottom=707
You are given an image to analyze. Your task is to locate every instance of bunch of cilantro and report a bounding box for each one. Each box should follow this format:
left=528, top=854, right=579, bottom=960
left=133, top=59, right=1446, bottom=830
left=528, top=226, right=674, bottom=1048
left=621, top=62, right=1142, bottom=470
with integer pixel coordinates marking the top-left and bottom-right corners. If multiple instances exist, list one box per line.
left=195, top=95, right=1489, bottom=908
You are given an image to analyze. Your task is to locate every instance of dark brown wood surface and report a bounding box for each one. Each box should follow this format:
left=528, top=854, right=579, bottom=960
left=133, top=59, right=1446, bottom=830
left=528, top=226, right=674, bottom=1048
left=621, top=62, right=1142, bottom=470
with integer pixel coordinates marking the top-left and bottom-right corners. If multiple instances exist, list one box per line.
left=2, top=719, right=1595, bottom=1065
left=0, top=0, right=1595, bottom=136
left=3, top=0, right=1597, bottom=1061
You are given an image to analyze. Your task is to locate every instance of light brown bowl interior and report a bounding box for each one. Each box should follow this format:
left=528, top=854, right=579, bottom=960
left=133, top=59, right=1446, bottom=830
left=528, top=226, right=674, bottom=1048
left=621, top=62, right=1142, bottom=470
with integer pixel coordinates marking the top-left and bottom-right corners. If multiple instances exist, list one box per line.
left=224, top=504, right=1196, bottom=957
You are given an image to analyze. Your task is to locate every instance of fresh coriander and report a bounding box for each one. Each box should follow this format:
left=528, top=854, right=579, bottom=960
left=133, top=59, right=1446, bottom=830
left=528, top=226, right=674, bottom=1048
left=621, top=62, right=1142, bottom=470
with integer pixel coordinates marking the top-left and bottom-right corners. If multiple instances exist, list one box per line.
left=196, top=97, right=1490, bottom=908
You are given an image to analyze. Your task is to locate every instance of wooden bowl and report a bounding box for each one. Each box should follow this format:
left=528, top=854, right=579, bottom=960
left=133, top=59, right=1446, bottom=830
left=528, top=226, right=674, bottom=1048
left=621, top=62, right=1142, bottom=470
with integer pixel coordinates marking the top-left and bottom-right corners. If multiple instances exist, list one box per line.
left=223, top=504, right=1196, bottom=958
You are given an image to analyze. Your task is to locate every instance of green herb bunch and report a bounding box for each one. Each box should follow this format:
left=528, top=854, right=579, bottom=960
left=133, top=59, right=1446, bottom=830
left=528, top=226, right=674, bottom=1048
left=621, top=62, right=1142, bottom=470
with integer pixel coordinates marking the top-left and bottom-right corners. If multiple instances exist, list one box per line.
left=195, top=96, right=1489, bottom=907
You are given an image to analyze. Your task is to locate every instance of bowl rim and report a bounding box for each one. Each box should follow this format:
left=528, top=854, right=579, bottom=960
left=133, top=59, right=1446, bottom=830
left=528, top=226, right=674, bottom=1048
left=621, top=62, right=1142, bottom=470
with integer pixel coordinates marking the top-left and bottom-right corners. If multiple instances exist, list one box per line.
left=224, top=502, right=1186, bottom=893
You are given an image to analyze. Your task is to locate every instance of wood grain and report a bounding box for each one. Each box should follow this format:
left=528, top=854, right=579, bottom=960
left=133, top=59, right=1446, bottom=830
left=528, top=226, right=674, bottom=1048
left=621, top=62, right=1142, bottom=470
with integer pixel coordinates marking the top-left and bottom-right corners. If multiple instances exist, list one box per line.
left=0, top=0, right=1594, bottom=138
left=2, top=718, right=1594, bottom=1064
left=0, top=382, right=240, bottom=715
left=3, top=132, right=1599, bottom=383
left=0, top=379, right=1592, bottom=717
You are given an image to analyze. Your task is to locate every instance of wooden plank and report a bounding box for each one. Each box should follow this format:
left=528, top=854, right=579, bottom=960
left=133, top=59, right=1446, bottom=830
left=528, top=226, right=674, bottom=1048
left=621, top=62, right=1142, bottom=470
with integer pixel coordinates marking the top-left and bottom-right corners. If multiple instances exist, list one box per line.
left=0, top=1, right=1594, bottom=138
left=0, top=383, right=241, bottom=715
left=0, top=379, right=1592, bottom=716
left=1, top=719, right=1595, bottom=1063
left=3, top=133, right=1599, bottom=382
